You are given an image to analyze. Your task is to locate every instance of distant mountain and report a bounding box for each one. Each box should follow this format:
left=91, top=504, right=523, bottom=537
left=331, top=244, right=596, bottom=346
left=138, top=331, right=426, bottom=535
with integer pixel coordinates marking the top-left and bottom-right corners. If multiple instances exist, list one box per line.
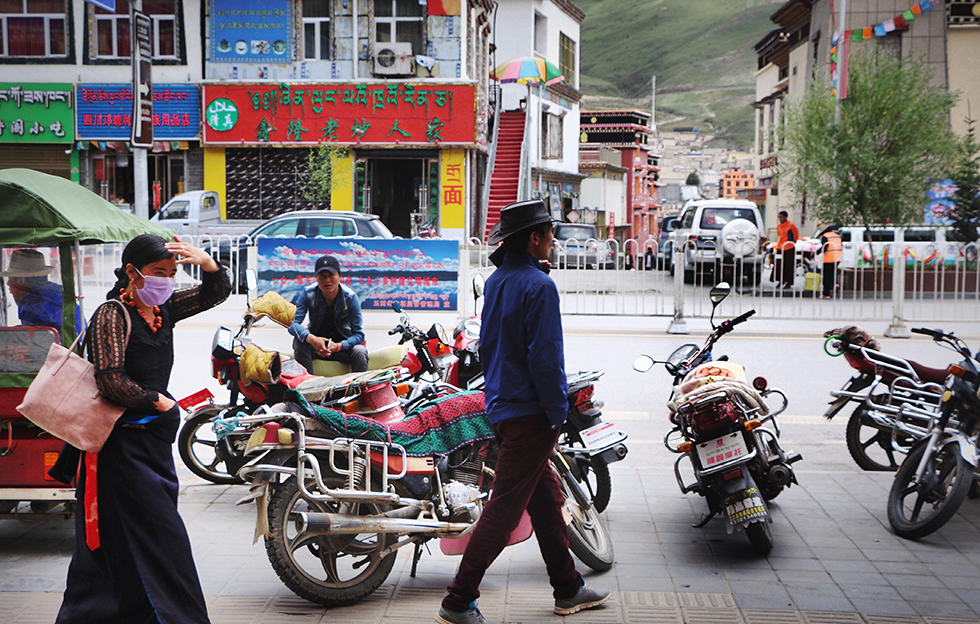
left=575, top=0, right=784, bottom=150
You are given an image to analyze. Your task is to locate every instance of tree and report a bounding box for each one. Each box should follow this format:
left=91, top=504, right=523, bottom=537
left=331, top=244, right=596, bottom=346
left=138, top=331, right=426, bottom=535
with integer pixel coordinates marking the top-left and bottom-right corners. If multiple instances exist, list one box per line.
left=299, top=145, right=356, bottom=208
left=945, top=120, right=980, bottom=243
left=685, top=172, right=701, bottom=187
left=783, top=52, right=959, bottom=229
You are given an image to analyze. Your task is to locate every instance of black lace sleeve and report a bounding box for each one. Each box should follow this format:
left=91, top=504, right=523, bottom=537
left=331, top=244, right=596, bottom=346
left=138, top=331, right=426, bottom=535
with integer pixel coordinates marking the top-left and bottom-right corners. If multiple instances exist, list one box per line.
left=88, top=301, right=159, bottom=411
left=169, top=264, right=232, bottom=324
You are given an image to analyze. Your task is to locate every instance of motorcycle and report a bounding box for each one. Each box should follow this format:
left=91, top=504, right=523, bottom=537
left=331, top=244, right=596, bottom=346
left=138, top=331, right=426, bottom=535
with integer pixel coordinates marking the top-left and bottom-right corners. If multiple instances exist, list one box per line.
left=235, top=376, right=615, bottom=607
left=176, top=292, right=336, bottom=484
left=633, top=282, right=801, bottom=554
left=886, top=327, right=980, bottom=539
left=822, top=325, right=951, bottom=471
left=441, top=273, right=629, bottom=513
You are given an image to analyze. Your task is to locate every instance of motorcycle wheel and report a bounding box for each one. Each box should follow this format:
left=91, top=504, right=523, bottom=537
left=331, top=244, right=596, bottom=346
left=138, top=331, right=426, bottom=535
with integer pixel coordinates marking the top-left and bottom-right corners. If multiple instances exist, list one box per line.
left=745, top=520, right=774, bottom=555
left=887, top=440, right=972, bottom=539
left=265, top=476, right=397, bottom=606
left=177, top=406, right=245, bottom=485
left=845, top=405, right=912, bottom=472
left=555, top=463, right=614, bottom=572
left=558, top=438, right=612, bottom=514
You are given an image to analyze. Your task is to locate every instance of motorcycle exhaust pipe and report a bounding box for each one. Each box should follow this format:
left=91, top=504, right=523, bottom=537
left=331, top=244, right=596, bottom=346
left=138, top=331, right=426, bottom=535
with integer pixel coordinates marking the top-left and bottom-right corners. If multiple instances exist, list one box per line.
left=768, top=464, right=792, bottom=488
left=296, top=511, right=473, bottom=535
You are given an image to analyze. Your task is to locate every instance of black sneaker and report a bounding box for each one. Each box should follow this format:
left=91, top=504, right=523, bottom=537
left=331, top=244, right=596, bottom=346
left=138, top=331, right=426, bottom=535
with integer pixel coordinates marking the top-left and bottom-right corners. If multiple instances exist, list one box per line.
left=554, top=585, right=611, bottom=615
left=435, top=601, right=495, bottom=624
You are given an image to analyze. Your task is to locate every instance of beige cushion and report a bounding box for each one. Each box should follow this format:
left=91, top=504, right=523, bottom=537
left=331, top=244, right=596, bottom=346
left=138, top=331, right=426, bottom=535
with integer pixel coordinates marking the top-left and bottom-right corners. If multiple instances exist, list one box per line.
left=305, top=343, right=409, bottom=377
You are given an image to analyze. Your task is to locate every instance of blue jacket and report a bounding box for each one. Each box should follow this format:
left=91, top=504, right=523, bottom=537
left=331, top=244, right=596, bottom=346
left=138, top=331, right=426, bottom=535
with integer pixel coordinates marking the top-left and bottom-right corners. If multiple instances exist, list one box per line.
left=480, top=251, right=568, bottom=429
left=288, top=283, right=365, bottom=351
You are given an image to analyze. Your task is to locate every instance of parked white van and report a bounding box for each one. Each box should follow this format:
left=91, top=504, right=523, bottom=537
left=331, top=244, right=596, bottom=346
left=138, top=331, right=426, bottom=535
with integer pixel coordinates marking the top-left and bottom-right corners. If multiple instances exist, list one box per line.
left=838, top=225, right=961, bottom=268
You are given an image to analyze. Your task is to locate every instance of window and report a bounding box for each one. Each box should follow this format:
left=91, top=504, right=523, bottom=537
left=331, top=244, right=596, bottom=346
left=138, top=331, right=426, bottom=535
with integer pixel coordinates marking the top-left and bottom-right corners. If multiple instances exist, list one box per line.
left=375, top=0, right=423, bottom=56
left=93, top=0, right=177, bottom=60
left=559, top=32, right=575, bottom=86
left=307, top=218, right=356, bottom=237
left=157, top=200, right=189, bottom=220
left=533, top=12, right=546, bottom=56
left=255, top=219, right=301, bottom=238
left=303, top=0, right=330, bottom=60
left=0, top=0, right=67, bottom=58
left=541, top=111, right=563, bottom=159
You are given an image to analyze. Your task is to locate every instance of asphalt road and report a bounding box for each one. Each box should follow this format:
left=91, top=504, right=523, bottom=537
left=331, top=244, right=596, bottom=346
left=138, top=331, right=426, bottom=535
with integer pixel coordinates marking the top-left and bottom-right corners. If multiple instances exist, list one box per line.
left=3, top=296, right=980, bottom=623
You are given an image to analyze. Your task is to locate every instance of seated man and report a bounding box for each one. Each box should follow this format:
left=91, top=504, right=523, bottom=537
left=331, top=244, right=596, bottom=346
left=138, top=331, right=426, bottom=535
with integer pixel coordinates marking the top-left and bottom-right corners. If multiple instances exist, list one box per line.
left=288, top=255, right=368, bottom=374
left=2, top=249, right=63, bottom=329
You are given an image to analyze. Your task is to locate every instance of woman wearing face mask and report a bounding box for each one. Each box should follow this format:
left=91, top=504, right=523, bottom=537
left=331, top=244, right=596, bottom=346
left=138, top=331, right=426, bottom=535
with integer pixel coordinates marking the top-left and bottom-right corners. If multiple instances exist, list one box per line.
left=55, top=234, right=230, bottom=624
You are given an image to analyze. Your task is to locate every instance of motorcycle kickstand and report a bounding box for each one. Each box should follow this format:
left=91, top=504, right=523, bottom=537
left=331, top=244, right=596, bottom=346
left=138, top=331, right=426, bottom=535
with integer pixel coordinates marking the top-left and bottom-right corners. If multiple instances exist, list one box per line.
left=693, top=511, right=717, bottom=529
left=410, top=542, right=429, bottom=578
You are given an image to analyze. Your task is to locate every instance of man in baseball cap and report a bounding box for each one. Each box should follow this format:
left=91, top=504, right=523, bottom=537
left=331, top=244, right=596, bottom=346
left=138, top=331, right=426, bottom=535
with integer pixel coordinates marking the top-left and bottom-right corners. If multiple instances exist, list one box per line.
left=436, top=200, right=609, bottom=624
left=288, top=254, right=368, bottom=373
left=1, top=248, right=64, bottom=328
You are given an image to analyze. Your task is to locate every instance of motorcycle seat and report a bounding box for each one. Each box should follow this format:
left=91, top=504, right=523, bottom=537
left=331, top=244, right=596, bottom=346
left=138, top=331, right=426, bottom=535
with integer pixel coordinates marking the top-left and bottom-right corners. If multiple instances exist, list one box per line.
left=908, top=360, right=949, bottom=384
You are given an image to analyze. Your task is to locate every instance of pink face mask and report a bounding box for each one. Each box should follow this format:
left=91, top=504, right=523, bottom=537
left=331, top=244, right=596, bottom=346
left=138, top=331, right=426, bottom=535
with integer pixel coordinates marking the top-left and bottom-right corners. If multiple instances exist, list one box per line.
left=135, top=268, right=175, bottom=306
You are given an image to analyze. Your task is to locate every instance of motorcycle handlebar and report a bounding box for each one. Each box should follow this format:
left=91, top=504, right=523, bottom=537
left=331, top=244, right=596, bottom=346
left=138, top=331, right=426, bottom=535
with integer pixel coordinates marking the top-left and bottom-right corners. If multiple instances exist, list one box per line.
left=911, top=327, right=944, bottom=340
left=717, top=309, right=755, bottom=336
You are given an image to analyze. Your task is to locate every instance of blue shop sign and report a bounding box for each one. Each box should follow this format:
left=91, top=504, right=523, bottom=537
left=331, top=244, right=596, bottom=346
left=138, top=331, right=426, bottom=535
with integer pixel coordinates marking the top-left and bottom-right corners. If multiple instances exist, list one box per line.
left=209, top=0, right=294, bottom=64
left=75, top=84, right=200, bottom=140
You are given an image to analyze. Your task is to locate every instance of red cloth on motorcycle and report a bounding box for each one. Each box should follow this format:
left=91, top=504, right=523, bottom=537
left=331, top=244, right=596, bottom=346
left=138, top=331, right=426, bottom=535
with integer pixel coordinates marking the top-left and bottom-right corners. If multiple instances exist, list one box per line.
left=825, top=325, right=880, bottom=351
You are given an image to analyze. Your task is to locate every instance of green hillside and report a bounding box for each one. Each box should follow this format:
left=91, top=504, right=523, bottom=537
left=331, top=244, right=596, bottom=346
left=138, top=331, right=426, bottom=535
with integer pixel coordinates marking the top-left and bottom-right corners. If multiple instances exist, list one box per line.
left=576, top=0, right=783, bottom=149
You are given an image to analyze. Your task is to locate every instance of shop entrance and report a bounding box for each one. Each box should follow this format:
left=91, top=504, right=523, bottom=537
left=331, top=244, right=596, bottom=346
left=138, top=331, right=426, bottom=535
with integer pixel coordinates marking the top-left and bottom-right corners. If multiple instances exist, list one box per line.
left=369, top=159, right=423, bottom=239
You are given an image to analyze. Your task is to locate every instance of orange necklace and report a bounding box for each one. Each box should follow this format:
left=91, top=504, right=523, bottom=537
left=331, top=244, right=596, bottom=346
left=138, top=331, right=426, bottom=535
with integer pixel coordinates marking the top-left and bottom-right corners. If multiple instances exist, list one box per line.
left=120, top=288, right=163, bottom=333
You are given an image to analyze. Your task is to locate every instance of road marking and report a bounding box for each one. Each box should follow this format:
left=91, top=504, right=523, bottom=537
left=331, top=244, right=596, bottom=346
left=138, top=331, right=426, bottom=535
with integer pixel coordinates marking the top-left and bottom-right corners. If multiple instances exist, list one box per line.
left=603, top=410, right=649, bottom=421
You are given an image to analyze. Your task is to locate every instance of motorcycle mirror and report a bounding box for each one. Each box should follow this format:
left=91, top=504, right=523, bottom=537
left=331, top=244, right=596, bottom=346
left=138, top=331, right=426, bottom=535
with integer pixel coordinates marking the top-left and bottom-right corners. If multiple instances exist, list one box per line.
left=392, top=302, right=402, bottom=313
left=633, top=355, right=655, bottom=373
left=709, top=282, right=731, bottom=304
left=473, top=273, right=485, bottom=300
left=245, top=268, right=258, bottom=293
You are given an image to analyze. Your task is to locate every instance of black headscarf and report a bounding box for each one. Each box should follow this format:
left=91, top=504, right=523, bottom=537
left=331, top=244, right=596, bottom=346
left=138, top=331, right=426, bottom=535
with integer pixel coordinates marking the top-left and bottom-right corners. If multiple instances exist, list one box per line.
left=105, top=234, right=174, bottom=300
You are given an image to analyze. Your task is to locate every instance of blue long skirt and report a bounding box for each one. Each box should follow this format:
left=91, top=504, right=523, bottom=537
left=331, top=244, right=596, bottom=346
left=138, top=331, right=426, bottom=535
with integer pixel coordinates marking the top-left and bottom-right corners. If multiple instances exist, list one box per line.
left=55, top=408, right=210, bottom=624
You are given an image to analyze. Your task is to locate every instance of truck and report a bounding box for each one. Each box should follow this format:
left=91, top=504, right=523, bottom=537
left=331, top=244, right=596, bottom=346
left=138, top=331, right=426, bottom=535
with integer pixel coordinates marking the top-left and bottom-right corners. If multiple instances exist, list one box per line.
left=150, top=190, right=262, bottom=237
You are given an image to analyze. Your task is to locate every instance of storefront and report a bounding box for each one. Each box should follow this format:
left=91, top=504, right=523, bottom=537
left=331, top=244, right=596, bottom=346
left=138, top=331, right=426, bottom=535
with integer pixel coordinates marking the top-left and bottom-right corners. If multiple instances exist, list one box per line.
left=201, top=82, right=477, bottom=240
left=0, top=84, right=76, bottom=179
left=74, top=83, right=201, bottom=214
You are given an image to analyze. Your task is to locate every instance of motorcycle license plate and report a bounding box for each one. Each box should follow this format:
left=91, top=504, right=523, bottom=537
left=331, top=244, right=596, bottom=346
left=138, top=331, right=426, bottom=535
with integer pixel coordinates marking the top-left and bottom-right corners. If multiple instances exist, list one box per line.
left=579, top=421, right=627, bottom=453
left=696, top=432, right=749, bottom=469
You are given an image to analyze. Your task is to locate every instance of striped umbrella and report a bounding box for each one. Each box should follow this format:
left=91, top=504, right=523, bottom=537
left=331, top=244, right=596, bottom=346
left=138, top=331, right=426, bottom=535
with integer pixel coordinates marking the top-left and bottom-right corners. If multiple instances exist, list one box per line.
left=491, top=56, right=565, bottom=85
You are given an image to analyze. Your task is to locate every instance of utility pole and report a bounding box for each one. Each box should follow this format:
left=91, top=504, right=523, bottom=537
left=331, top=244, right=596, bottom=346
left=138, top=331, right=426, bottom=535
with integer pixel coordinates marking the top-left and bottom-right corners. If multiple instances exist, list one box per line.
left=651, top=76, right=657, bottom=135
left=835, top=0, right=847, bottom=124
left=130, top=0, right=152, bottom=220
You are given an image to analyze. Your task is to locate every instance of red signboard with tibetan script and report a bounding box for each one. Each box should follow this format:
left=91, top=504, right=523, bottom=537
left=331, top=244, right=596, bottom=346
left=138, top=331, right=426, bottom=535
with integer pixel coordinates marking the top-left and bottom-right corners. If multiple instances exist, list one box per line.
left=203, top=83, right=476, bottom=146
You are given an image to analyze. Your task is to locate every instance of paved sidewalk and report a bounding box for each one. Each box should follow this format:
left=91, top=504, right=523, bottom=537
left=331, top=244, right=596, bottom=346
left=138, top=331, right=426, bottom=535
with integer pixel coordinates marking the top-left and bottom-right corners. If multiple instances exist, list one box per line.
left=3, top=457, right=980, bottom=623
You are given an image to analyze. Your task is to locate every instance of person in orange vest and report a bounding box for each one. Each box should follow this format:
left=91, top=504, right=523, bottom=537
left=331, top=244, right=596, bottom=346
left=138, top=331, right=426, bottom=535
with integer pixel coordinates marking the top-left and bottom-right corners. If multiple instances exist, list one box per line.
left=819, top=224, right=843, bottom=299
left=775, top=211, right=799, bottom=289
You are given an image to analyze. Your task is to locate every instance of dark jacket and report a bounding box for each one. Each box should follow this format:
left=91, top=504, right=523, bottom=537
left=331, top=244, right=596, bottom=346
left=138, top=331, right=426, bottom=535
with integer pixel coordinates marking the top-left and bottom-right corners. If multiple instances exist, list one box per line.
left=480, top=251, right=568, bottom=429
left=288, top=283, right=365, bottom=351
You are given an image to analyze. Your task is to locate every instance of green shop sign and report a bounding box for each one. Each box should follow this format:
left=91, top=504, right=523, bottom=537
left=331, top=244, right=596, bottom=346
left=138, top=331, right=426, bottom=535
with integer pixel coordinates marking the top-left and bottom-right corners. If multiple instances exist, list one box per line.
left=0, top=83, right=74, bottom=144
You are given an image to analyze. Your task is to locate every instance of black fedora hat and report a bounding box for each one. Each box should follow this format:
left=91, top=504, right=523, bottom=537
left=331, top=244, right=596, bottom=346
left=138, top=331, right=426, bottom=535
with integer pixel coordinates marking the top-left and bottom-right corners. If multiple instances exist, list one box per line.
left=487, top=199, right=559, bottom=246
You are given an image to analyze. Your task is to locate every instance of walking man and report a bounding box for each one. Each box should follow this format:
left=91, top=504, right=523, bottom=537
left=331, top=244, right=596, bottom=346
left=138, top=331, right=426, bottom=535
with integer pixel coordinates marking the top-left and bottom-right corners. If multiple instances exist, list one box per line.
left=818, top=224, right=842, bottom=298
left=436, top=200, right=610, bottom=624
left=288, top=255, right=368, bottom=374
left=775, top=210, right=799, bottom=288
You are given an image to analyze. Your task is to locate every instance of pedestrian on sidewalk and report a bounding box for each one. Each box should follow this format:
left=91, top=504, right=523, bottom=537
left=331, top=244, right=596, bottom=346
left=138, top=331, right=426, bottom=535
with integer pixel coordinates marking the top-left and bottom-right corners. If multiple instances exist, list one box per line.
left=818, top=223, right=842, bottom=299
left=775, top=211, right=799, bottom=289
left=288, top=254, right=368, bottom=374
left=56, top=234, right=231, bottom=624
left=436, top=200, right=610, bottom=624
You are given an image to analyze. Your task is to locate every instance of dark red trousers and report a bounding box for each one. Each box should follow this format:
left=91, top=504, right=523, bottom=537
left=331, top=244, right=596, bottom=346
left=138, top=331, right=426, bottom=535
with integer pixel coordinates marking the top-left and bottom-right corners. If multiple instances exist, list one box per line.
left=443, top=413, right=582, bottom=612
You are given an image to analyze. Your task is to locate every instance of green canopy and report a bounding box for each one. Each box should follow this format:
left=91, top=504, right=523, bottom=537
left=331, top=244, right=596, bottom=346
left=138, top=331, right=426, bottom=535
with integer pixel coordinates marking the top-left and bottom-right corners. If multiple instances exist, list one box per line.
left=0, top=168, right=176, bottom=247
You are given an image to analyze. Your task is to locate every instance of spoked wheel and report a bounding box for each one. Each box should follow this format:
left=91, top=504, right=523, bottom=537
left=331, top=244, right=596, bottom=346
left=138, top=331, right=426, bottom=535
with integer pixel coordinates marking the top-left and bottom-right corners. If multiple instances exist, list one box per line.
left=887, top=440, right=972, bottom=539
left=177, top=405, right=246, bottom=485
left=745, top=520, right=774, bottom=555
left=554, top=461, right=614, bottom=572
left=265, top=476, right=397, bottom=606
left=557, top=436, right=613, bottom=514
left=845, top=406, right=913, bottom=472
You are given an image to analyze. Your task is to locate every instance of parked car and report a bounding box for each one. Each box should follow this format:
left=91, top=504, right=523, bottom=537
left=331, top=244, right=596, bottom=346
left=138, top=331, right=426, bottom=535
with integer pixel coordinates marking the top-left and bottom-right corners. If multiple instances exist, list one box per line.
left=657, top=215, right=679, bottom=269
left=199, top=211, right=394, bottom=291
left=837, top=225, right=963, bottom=269
left=549, top=222, right=616, bottom=269
left=150, top=191, right=262, bottom=237
left=671, top=199, right=765, bottom=284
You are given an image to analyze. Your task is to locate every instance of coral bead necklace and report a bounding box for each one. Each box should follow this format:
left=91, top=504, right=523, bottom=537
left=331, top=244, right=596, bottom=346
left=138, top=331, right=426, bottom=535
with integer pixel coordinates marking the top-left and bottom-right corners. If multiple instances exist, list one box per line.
left=120, top=288, right=163, bottom=333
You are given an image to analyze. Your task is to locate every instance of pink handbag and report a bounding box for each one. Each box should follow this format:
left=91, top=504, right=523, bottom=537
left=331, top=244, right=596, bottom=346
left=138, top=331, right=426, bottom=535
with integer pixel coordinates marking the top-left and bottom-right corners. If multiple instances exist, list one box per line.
left=17, top=300, right=132, bottom=453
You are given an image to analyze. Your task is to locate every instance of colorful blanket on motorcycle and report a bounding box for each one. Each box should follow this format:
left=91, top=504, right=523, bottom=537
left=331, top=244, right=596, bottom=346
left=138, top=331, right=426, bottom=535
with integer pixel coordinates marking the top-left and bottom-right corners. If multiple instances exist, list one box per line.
left=285, top=389, right=495, bottom=457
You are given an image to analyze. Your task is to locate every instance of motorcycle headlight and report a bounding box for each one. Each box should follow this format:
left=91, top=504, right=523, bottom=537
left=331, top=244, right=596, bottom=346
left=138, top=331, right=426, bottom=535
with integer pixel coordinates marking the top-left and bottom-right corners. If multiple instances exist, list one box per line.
left=463, top=318, right=481, bottom=340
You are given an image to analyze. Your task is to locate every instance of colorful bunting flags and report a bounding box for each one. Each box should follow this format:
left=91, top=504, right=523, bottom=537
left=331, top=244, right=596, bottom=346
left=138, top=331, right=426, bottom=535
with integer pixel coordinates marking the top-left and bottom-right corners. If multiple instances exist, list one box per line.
left=838, top=0, right=939, bottom=46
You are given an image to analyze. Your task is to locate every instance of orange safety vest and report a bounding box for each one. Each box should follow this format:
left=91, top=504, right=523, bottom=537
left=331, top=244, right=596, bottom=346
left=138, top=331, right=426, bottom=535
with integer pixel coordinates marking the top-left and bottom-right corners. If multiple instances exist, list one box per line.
left=823, top=231, right=842, bottom=263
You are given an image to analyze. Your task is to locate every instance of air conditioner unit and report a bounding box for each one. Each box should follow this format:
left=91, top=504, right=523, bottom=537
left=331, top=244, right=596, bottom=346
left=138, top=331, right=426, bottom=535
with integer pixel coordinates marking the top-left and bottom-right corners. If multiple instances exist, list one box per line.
left=373, top=42, right=414, bottom=76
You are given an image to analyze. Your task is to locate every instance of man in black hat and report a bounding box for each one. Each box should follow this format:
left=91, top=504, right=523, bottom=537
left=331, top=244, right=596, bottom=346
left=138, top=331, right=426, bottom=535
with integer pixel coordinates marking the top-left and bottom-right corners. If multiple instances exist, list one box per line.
left=288, top=254, right=368, bottom=373
left=436, top=200, right=609, bottom=624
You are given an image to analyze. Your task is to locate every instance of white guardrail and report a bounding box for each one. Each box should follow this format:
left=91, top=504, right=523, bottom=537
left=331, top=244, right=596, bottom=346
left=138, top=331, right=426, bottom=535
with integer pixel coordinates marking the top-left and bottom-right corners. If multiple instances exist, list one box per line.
left=74, top=235, right=980, bottom=324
